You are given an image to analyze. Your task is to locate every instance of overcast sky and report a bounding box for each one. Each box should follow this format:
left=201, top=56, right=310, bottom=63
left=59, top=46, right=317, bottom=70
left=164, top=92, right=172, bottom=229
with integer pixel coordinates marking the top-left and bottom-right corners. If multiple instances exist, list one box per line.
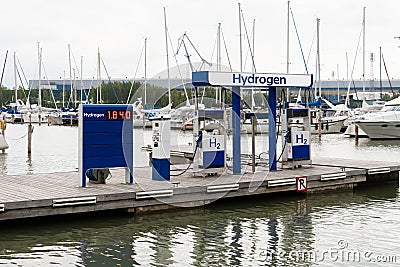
left=1, top=0, right=399, bottom=88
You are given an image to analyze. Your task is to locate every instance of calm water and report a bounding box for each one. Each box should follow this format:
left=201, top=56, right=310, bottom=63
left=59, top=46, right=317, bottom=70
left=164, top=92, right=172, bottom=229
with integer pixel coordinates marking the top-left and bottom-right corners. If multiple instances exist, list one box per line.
left=0, top=124, right=399, bottom=266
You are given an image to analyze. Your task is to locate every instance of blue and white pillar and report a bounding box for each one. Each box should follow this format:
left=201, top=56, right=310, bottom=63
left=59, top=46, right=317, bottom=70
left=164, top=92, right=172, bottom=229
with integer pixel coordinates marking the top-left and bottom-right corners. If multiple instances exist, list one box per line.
left=232, top=86, right=241, bottom=174
left=268, top=86, right=277, bottom=171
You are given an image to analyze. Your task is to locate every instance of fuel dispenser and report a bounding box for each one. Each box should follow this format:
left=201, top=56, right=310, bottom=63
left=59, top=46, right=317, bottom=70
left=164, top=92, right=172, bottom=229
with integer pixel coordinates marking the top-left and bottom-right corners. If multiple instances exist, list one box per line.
left=280, top=108, right=312, bottom=168
left=151, top=114, right=171, bottom=181
left=193, top=109, right=226, bottom=176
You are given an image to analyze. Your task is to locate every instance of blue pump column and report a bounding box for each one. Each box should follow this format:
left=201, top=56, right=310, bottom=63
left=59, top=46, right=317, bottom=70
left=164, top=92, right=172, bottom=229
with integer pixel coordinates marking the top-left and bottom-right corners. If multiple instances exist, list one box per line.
left=232, top=86, right=241, bottom=174
left=268, top=87, right=277, bottom=171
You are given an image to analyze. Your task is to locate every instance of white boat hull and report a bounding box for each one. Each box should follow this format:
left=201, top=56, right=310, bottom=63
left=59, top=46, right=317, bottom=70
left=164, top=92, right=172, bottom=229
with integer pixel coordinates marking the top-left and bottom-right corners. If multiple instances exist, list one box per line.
left=357, top=121, right=400, bottom=139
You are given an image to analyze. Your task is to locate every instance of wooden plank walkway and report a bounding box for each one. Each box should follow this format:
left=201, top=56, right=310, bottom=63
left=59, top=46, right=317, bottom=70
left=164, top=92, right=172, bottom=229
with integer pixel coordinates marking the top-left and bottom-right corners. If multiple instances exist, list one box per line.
left=0, top=158, right=398, bottom=221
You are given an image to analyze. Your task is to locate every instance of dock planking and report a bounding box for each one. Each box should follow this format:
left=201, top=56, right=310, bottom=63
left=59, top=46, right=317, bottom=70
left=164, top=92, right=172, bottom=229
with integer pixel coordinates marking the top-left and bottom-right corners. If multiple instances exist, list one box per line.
left=0, top=158, right=398, bottom=221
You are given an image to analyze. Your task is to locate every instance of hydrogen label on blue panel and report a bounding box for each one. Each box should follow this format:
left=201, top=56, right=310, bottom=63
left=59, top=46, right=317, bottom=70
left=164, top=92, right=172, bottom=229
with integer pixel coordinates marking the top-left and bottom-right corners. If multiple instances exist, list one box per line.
left=292, top=131, right=310, bottom=146
left=203, top=135, right=224, bottom=151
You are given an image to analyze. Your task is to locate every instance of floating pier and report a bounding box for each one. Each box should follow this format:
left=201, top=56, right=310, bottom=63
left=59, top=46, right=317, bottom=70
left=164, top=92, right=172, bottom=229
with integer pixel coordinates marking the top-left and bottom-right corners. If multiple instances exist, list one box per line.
left=0, top=157, right=398, bottom=221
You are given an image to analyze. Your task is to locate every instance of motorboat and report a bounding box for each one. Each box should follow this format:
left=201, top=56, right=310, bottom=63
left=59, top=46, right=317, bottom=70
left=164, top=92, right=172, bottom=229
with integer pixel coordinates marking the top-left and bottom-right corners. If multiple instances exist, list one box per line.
left=355, top=97, right=400, bottom=139
left=344, top=100, right=386, bottom=138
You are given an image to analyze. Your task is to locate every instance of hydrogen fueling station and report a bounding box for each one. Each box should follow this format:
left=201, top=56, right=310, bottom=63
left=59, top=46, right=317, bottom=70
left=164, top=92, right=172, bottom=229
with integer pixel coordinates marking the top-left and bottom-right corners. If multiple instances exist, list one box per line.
left=78, top=70, right=314, bottom=188
left=191, top=71, right=314, bottom=174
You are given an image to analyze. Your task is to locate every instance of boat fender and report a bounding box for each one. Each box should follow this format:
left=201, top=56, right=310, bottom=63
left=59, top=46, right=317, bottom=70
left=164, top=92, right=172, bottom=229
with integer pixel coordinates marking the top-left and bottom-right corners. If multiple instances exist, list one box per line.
left=0, top=120, right=5, bottom=130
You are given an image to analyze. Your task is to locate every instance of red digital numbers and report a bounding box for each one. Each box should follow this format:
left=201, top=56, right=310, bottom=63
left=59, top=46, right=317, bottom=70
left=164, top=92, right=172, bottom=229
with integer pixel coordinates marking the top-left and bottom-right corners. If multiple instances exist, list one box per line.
left=106, top=110, right=131, bottom=120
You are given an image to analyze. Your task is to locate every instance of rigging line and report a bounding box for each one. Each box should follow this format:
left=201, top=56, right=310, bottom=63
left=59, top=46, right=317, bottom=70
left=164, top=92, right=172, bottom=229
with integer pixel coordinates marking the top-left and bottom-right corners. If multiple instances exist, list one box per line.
left=101, top=58, right=120, bottom=103
left=41, top=60, right=58, bottom=109
left=240, top=9, right=256, bottom=72
left=68, top=48, right=81, bottom=106
left=221, top=30, right=233, bottom=71
left=381, top=53, right=395, bottom=97
left=305, top=30, right=316, bottom=68
left=209, top=30, right=218, bottom=65
left=85, top=71, right=96, bottom=101
left=175, top=33, right=194, bottom=72
left=167, top=30, right=189, bottom=104
left=290, top=7, right=308, bottom=74
left=86, top=76, right=95, bottom=99
left=16, top=56, right=29, bottom=89
left=15, top=68, right=28, bottom=100
left=184, top=34, right=211, bottom=68
left=15, top=56, right=29, bottom=104
left=127, top=39, right=145, bottom=104
left=0, top=50, right=8, bottom=89
left=345, top=24, right=363, bottom=107
left=70, top=49, right=81, bottom=78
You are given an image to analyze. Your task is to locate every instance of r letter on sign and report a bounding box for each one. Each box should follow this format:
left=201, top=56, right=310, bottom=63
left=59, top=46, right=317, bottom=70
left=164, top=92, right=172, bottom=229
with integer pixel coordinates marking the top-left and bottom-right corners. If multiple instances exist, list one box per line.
left=296, top=176, right=307, bottom=192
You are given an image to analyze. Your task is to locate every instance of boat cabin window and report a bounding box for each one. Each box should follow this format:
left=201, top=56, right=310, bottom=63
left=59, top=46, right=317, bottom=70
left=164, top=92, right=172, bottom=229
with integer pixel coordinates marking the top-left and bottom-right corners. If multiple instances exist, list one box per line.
left=381, top=106, right=397, bottom=112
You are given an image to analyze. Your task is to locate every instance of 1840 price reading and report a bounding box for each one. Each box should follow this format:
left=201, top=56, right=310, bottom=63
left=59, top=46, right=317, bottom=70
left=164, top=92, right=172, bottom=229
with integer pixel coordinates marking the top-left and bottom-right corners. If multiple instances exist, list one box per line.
left=105, top=110, right=132, bottom=120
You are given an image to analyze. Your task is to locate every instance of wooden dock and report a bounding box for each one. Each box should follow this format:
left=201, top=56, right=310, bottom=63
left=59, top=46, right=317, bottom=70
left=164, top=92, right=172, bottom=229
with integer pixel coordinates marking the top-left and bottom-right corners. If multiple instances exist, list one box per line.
left=0, top=157, right=399, bottom=221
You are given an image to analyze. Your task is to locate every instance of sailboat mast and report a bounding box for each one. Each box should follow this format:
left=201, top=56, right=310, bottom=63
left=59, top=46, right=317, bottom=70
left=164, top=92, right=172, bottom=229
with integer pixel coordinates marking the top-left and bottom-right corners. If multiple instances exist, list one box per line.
left=316, top=18, right=321, bottom=98
left=346, top=52, right=349, bottom=80
left=163, top=7, right=171, bottom=106
left=286, top=1, right=290, bottom=102
left=62, top=71, right=65, bottom=107
left=239, top=3, right=243, bottom=72
left=217, top=22, right=221, bottom=104
left=80, top=56, right=83, bottom=104
left=251, top=19, right=256, bottom=108
left=362, top=7, right=366, bottom=99
left=38, top=43, right=42, bottom=107
left=73, top=68, right=77, bottom=107
left=286, top=1, right=290, bottom=74
left=337, top=64, right=340, bottom=102
left=97, top=47, right=102, bottom=104
left=13, top=52, right=18, bottom=105
left=379, top=46, right=382, bottom=98
left=68, top=44, right=72, bottom=107
left=144, top=37, right=147, bottom=107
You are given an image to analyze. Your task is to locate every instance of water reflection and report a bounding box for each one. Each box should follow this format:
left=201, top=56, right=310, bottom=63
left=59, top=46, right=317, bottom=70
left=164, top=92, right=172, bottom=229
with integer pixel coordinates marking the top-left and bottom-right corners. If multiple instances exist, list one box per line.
left=0, top=183, right=398, bottom=266
left=0, top=151, right=7, bottom=175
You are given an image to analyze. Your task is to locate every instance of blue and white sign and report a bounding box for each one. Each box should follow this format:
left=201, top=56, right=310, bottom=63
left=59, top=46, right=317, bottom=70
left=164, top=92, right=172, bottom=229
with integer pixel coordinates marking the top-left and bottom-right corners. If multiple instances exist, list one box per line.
left=288, top=130, right=310, bottom=160
left=192, top=71, right=313, bottom=88
left=199, top=134, right=225, bottom=168
left=78, top=104, right=134, bottom=187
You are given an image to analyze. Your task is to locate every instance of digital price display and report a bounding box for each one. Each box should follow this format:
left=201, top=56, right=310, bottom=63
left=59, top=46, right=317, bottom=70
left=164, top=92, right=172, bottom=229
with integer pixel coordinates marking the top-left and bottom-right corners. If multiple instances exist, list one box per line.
left=79, top=104, right=134, bottom=187
left=106, top=110, right=132, bottom=120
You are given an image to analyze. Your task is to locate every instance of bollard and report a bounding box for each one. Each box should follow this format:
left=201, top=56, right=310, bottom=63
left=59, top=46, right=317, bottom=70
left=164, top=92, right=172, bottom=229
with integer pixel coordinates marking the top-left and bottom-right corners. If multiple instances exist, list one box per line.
left=28, top=115, right=32, bottom=154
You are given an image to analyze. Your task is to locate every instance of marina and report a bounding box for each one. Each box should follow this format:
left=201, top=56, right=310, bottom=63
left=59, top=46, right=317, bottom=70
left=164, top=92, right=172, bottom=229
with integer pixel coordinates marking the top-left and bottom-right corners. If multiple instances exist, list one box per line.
left=1, top=1, right=400, bottom=266
left=0, top=124, right=400, bottom=266
left=0, top=122, right=399, bottom=222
